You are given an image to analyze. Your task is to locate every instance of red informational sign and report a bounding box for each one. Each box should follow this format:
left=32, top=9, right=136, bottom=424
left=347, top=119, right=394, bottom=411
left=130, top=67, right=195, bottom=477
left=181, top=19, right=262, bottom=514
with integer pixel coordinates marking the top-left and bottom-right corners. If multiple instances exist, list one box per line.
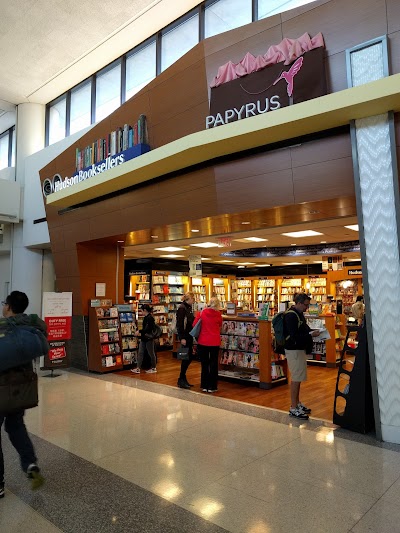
left=45, top=316, right=72, bottom=341
left=217, top=237, right=232, bottom=247
left=49, top=344, right=67, bottom=361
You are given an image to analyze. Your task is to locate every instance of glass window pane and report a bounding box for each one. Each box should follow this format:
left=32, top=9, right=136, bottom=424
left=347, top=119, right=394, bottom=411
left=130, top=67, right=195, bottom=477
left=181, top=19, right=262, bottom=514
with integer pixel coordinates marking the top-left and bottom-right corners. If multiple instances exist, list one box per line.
left=205, top=0, right=252, bottom=39
left=161, top=14, right=199, bottom=71
left=11, top=128, right=15, bottom=167
left=258, top=0, right=316, bottom=19
left=70, top=81, right=92, bottom=135
left=48, top=97, right=66, bottom=145
left=0, top=134, right=8, bottom=170
left=126, top=41, right=156, bottom=100
left=95, top=62, right=121, bottom=122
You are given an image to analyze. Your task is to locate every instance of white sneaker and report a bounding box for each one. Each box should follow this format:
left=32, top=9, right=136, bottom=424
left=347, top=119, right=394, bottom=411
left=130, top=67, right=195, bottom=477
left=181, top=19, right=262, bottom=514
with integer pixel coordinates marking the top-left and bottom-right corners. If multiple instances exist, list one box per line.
left=131, top=368, right=140, bottom=374
left=146, top=368, right=157, bottom=374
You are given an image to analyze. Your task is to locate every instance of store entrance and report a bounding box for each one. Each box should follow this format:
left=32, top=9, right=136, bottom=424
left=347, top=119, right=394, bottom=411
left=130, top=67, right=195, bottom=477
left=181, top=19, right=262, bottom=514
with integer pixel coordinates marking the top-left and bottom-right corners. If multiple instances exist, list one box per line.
left=97, top=197, right=361, bottom=422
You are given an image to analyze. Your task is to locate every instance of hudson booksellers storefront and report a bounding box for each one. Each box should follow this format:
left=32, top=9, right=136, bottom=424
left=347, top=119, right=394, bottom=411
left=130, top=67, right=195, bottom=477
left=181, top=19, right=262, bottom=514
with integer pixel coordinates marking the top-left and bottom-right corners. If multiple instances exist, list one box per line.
left=40, top=0, right=400, bottom=443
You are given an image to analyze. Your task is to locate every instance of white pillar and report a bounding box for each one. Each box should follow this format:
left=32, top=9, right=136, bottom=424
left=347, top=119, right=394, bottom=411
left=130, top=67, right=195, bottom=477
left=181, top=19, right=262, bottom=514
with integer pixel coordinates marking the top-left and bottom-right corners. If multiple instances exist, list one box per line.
left=348, top=38, right=400, bottom=443
left=10, top=103, right=46, bottom=315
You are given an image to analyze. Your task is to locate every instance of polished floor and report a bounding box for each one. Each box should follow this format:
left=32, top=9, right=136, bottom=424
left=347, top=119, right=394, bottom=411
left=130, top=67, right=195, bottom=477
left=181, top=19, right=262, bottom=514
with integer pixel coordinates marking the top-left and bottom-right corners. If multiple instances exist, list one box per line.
left=3, top=369, right=400, bottom=532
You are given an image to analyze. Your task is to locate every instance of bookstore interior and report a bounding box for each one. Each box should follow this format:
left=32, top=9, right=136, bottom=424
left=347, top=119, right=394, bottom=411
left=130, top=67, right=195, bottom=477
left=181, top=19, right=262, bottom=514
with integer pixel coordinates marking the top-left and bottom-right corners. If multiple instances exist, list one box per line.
left=88, top=212, right=363, bottom=411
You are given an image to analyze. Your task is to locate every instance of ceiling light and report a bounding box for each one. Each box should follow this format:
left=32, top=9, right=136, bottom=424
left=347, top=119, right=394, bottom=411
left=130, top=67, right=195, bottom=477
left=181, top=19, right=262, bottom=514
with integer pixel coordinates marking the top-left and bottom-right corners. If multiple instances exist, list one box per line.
left=320, top=241, right=327, bottom=243
left=217, top=260, right=234, bottom=263
left=313, top=261, right=323, bottom=263
left=241, top=221, right=250, bottom=225
left=347, top=258, right=361, bottom=262
left=159, top=254, right=185, bottom=258
left=237, top=266, right=245, bottom=268
left=345, top=225, right=359, bottom=231
left=117, top=240, right=124, bottom=243
left=282, top=262, right=302, bottom=265
left=201, top=257, right=211, bottom=260
left=282, top=230, right=323, bottom=238
left=237, top=262, right=256, bottom=265
left=190, top=242, right=220, bottom=248
left=151, top=235, right=158, bottom=238
left=257, top=264, right=271, bottom=267
left=291, top=243, right=297, bottom=246
left=191, top=229, right=200, bottom=233
left=243, top=237, right=268, bottom=242
left=155, top=247, right=185, bottom=252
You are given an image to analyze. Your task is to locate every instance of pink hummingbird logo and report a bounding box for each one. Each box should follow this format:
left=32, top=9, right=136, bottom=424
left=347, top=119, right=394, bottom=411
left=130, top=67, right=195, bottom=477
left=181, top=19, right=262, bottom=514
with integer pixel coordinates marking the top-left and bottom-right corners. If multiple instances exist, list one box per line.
left=273, top=56, right=304, bottom=97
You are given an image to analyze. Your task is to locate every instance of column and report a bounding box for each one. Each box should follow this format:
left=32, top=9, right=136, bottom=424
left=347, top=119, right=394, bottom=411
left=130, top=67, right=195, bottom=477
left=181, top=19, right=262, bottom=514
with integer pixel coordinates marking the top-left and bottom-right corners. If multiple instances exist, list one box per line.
left=10, top=103, right=46, bottom=315
left=347, top=38, right=400, bottom=443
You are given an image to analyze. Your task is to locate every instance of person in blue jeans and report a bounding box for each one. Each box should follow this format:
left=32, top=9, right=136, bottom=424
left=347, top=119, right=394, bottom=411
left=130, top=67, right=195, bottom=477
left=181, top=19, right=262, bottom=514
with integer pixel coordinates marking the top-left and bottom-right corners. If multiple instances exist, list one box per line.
left=0, top=291, right=46, bottom=499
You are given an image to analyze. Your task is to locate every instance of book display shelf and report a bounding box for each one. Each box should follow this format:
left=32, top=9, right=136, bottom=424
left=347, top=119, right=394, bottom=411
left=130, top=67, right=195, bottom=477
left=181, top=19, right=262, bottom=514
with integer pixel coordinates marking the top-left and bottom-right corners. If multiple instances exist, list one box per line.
left=219, top=316, right=287, bottom=389
left=89, top=301, right=123, bottom=372
left=236, top=279, right=253, bottom=310
left=335, top=279, right=359, bottom=314
left=280, top=278, right=303, bottom=305
left=211, top=277, right=229, bottom=306
left=256, top=279, right=276, bottom=316
left=305, top=314, right=344, bottom=367
left=119, top=308, right=138, bottom=366
left=129, top=273, right=151, bottom=300
left=190, top=276, right=210, bottom=305
left=152, top=271, right=189, bottom=346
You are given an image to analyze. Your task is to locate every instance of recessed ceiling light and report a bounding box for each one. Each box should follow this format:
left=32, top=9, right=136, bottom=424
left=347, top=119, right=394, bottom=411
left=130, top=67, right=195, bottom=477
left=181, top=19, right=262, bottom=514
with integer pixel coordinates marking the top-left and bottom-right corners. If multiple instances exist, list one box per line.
left=257, top=264, right=271, bottom=267
left=237, top=262, right=256, bottom=265
left=320, top=241, right=327, bottom=243
left=159, top=254, right=185, bottom=258
left=282, top=262, right=303, bottom=265
left=155, top=247, right=185, bottom=252
left=313, top=261, right=323, bottom=263
left=282, top=230, right=323, bottom=238
left=243, top=237, right=268, bottom=242
left=241, top=221, right=250, bottom=225
left=191, top=229, right=200, bottom=233
left=151, top=235, right=158, bottom=238
left=347, top=258, right=361, bottom=262
left=291, top=243, right=297, bottom=246
left=117, top=240, right=124, bottom=243
left=201, top=257, right=211, bottom=260
left=217, top=260, right=234, bottom=263
left=345, top=225, right=359, bottom=231
left=237, top=265, right=246, bottom=268
left=190, top=242, right=220, bottom=248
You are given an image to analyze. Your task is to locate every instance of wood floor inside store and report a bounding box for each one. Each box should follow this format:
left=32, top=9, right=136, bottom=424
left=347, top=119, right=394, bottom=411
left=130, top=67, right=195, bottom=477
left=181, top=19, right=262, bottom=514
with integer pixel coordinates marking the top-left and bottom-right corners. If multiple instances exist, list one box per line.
left=117, top=351, right=338, bottom=422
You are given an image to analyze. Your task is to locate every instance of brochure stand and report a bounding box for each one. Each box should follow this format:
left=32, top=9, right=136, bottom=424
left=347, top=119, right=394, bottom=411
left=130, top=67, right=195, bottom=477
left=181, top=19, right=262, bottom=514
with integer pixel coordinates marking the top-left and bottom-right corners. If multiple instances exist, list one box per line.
left=333, top=324, right=375, bottom=433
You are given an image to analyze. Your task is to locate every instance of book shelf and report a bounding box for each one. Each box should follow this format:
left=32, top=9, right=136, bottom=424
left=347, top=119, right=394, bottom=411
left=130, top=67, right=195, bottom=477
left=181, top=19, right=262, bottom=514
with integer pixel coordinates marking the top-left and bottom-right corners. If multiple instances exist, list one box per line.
left=236, top=279, right=253, bottom=310
left=308, top=276, right=326, bottom=302
left=211, top=277, right=228, bottom=307
left=190, top=276, right=210, bottom=305
left=119, top=307, right=138, bottom=366
left=88, top=303, right=123, bottom=372
left=256, top=279, right=276, bottom=317
left=129, top=273, right=151, bottom=300
left=280, top=278, right=303, bottom=305
left=305, top=314, right=342, bottom=367
left=219, top=316, right=287, bottom=388
left=335, top=279, right=359, bottom=314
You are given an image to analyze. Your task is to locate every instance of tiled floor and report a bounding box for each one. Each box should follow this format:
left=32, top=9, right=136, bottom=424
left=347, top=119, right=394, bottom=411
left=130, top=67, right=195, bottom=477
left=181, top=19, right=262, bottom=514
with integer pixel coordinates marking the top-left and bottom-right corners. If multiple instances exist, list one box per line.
left=3, top=370, right=400, bottom=532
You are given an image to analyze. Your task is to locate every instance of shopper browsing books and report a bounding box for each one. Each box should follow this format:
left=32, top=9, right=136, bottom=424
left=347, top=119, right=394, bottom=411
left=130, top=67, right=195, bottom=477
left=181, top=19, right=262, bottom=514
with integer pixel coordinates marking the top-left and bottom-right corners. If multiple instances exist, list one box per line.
left=131, top=304, right=157, bottom=374
left=193, top=297, right=223, bottom=393
left=351, top=296, right=365, bottom=325
left=283, top=293, right=320, bottom=420
left=176, top=292, right=195, bottom=389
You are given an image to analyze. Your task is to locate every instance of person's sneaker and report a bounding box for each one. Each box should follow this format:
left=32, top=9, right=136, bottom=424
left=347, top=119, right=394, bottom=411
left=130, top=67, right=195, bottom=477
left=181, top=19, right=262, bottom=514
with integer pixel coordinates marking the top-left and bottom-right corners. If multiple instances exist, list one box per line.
left=27, top=464, right=45, bottom=491
left=298, top=402, right=311, bottom=414
left=289, top=406, right=309, bottom=420
left=0, top=485, right=4, bottom=498
left=130, top=368, right=140, bottom=374
left=208, top=389, right=218, bottom=393
left=201, top=388, right=208, bottom=392
left=145, top=368, right=157, bottom=374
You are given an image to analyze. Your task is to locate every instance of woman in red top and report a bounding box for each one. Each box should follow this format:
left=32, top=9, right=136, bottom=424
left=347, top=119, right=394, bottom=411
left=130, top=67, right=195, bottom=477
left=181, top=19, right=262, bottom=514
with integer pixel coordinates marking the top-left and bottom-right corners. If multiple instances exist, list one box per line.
left=193, top=297, right=222, bottom=393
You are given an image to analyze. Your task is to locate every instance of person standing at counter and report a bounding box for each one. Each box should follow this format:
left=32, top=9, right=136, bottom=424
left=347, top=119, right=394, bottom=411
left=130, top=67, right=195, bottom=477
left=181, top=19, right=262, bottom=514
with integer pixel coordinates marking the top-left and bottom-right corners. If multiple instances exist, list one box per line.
left=193, top=297, right=222, bottom=393
left=351, top=295, right=365, bottom=325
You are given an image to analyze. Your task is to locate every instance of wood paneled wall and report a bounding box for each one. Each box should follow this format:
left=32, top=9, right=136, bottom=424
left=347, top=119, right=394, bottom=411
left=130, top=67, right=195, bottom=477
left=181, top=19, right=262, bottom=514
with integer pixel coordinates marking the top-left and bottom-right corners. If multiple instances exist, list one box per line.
left=39, top=0, right=400, bottom=315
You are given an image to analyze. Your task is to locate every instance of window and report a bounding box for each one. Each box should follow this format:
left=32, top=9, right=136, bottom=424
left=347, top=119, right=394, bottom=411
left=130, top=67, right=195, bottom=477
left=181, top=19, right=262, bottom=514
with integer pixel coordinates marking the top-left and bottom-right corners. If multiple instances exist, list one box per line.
left=0, top=133, right=8, bottom=170
left=258, top=0, right=316, bottom=19
left=48, top=97, right=67, bottom=145
left=126, top=41, right=156, bottom=100
left=161, top=13, right=199, bottom=71
left=70, top=80, right=92, bottom=135
left=205, top=0, right=252, bottom=39
left=95, top=61, right=121, bottom=122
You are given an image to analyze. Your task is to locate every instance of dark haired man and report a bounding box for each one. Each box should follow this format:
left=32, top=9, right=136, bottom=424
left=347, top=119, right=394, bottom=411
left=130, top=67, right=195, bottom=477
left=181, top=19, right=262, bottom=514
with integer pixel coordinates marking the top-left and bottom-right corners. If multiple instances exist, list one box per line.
left=0, top=291, right=47, bottom=498
left=284, top=292, right=320, bottom=420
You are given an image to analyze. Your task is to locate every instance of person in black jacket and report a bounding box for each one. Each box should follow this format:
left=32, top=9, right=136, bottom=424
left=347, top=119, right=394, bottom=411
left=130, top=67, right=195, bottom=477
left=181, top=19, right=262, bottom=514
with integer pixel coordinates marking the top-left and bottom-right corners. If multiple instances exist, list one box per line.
left=283, top=293, right=320, bottom=420
left=0, top=291, right=47, bottom=499
left=131, top=304, right=157, bottom=374
left=176, top=292, right=195, bottom=389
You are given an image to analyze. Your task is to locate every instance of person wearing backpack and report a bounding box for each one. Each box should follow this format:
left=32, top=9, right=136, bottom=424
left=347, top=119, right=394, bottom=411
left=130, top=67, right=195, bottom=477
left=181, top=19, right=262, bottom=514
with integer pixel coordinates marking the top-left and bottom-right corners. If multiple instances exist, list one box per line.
left=283, top=293, right=320, bottom=420
left=0, top=291, right=47, bottom=499
left=131, top=304, right=157, bottom=374
left=176, top=292, right=195, bottom=389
